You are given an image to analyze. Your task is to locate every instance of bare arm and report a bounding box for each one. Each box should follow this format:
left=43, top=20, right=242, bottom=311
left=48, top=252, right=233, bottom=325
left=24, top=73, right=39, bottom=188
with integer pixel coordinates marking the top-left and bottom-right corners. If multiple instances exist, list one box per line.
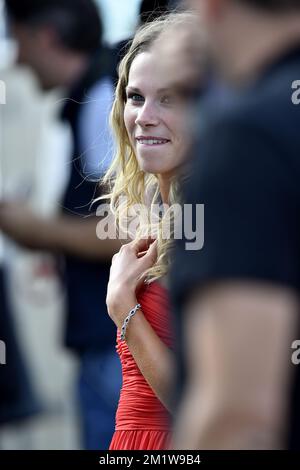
left=0, top=201, right=121, bottom=260
left=172, top=282, right=299, bottom=449
left=107, top=240, right=175, bottom=412
left=127, top=313, right=175, bottom=413
left=38, top=214, right=121, bottom=260
left=112, top=292, right=175, bottom=412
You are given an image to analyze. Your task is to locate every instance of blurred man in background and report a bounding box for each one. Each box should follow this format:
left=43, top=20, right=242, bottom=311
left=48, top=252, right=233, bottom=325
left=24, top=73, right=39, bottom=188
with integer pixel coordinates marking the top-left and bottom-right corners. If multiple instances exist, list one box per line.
left=1, top=0, right=122, bottom=449
left=168, top=0, right=300, bottom=449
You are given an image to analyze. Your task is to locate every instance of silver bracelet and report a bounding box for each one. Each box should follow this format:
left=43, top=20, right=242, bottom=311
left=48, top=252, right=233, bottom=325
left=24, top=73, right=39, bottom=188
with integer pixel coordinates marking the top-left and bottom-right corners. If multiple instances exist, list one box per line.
left=120, top=303, right=141, bottom=341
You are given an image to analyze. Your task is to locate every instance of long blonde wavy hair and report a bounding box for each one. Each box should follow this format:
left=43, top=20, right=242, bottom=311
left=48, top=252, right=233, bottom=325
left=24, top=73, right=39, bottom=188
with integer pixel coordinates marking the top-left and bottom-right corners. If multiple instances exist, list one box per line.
left=101, top=11, right=199, bottom=283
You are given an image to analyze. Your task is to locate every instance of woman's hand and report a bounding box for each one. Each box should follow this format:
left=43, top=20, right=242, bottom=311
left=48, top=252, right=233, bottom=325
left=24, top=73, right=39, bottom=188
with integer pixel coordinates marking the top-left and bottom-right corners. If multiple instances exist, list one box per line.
left=106, top=238, right=157, bottom=328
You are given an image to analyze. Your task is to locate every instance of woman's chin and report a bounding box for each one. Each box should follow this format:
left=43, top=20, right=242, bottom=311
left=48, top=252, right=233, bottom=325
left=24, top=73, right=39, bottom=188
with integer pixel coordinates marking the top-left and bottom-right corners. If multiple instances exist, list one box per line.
left=137, top=156, right=170, bottom=176
left=139, top=161, right=165, bottom=175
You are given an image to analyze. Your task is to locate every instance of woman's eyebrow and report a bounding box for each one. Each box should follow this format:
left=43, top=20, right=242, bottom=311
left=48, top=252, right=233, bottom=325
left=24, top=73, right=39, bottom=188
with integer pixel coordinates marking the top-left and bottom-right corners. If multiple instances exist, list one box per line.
left=126, top=86, right=142, bottom=93
left=126, top=86, right=173, bottom=94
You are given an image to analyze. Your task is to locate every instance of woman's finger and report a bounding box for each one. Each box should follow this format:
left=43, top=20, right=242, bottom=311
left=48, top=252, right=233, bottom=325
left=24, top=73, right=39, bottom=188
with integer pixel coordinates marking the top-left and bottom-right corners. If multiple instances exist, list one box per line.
left=145, top=239, right=158, bottom=263
left=132, top=237, right=156, bottom=255
left=138, top=239, right=158, bottom=268
left=135, top=242, right=158, bottom=289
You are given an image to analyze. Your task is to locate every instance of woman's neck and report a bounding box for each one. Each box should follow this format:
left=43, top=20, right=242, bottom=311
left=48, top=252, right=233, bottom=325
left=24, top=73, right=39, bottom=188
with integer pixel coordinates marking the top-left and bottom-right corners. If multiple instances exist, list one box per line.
left=158, top=175, right=171, bottom=205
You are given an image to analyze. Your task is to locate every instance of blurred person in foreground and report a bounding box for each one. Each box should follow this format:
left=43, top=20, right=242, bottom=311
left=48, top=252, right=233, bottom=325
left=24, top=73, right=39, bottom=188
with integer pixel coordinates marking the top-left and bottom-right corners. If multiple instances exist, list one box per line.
left=159, top=0, right=300, bottom=449
left=1, top=0, right=122, bottom=449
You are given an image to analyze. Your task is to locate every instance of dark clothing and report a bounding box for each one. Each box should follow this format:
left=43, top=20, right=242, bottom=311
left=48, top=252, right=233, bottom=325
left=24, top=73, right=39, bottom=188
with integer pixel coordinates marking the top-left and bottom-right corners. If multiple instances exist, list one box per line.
left=0, top=268, right=41, bottom=424
left=61, top=47, right=118, bottom=354
left=113, top=39, right=131, bottom=64
left=171, top=46, right=300, bottom=449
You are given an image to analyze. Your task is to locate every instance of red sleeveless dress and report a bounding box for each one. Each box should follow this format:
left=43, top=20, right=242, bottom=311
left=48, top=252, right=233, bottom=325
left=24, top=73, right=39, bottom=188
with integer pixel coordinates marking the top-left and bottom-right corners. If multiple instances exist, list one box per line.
left=109, top=281, right=173, bottom=450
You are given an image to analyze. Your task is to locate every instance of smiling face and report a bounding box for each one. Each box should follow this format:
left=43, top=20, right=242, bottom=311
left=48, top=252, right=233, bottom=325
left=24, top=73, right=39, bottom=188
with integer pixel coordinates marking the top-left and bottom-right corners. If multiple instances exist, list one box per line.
left=124, top=50, right=192, bottom=179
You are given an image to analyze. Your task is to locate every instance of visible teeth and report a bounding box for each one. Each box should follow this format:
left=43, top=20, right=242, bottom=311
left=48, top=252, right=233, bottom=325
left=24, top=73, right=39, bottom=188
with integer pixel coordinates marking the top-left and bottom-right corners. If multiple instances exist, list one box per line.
left=138, top=139, right=167, bottom=145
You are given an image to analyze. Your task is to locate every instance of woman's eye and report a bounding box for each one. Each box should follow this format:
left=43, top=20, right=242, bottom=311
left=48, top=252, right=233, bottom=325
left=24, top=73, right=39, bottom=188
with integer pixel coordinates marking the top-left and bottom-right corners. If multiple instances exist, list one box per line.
left=127, top=93, right=144, bottom=103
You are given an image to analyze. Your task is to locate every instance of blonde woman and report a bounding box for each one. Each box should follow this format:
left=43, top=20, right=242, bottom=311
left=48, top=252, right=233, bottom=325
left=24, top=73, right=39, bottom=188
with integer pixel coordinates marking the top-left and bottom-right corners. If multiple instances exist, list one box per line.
left=103, top=13, right=202, bottom=450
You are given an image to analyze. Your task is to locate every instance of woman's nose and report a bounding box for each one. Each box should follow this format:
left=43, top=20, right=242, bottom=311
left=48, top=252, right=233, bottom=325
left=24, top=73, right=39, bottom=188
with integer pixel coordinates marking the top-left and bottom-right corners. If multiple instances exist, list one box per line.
left=135, top=102, right=160, bottom=127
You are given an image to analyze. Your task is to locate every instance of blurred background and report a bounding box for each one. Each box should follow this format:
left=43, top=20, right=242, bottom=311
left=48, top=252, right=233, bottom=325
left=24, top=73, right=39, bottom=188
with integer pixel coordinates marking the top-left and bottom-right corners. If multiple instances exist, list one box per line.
left=0, top=0, right=171, bottom=450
